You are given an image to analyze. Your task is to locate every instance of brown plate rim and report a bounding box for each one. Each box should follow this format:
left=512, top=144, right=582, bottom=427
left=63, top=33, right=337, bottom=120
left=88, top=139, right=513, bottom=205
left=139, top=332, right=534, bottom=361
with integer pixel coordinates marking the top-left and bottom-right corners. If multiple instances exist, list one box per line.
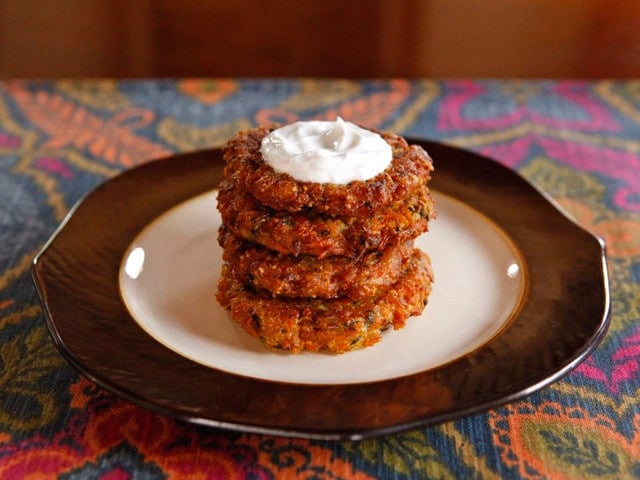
left=31, top=139, right=611, bottom=441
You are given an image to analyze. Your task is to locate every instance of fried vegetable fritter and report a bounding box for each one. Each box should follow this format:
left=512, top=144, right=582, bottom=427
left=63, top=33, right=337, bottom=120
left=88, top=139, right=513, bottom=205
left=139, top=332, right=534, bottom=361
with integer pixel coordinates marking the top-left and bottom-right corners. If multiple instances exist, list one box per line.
left=220, top=226, right=414, bottom=300
left=217, top=181, right=435, bottom=258
left=223, top=124, right=434, bottom=217
left=216, top=250, right=434, bottom=354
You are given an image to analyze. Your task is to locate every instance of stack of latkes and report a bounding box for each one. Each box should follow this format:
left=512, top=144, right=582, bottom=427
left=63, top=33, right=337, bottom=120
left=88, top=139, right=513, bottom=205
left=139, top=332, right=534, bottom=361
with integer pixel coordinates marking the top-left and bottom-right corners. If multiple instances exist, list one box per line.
left=216, top=124, right=436, bottom=354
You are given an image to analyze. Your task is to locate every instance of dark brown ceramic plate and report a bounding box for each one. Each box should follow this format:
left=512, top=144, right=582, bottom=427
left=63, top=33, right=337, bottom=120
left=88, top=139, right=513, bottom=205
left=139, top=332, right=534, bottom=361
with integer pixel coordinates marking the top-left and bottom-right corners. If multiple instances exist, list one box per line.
left=32, top=140, right=610, bottom=440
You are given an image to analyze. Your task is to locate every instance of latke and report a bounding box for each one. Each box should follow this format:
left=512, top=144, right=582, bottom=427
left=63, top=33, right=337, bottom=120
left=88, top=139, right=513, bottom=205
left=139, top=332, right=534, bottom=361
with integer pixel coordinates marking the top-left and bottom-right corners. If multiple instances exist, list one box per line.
left=220, top=226, right=414, bottom=300
left=223, top=124, right=434, bottom=217
left=216, top=181, right=435, bottom=258
left=216, top=250, right=434, bottom=353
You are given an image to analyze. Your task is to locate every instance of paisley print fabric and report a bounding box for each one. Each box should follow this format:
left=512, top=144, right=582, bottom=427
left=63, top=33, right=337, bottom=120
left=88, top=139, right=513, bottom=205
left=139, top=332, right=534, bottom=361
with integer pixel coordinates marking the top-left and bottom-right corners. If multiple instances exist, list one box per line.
left=0, top=79, right=637, bottom=478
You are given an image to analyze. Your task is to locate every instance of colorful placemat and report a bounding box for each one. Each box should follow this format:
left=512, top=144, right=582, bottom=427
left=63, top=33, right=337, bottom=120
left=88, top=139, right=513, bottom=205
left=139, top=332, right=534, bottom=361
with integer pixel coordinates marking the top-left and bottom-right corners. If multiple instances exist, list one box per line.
left=1, top=79, right=638, bottom=478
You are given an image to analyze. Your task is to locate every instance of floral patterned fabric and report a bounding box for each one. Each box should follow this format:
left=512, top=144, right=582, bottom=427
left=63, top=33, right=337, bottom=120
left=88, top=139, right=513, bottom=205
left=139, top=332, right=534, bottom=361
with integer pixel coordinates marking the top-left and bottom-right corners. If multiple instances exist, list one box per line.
left=0, top=79, right=638, bottom=479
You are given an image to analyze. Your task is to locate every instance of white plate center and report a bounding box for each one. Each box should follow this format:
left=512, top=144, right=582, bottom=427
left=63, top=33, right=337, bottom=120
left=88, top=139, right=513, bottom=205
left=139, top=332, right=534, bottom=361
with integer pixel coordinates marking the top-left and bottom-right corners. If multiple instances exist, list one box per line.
left=119, top=191, right=525, bottom=385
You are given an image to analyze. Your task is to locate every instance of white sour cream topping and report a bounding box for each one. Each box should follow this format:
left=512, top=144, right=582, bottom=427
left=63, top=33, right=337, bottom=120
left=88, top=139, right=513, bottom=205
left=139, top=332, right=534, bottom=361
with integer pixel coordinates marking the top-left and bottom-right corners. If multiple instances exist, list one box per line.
left=260, top=117, right=392, bottom=184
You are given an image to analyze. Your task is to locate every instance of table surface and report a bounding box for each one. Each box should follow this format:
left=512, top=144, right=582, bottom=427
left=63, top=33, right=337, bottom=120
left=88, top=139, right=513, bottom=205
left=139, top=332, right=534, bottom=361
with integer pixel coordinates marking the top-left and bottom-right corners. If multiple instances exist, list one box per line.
left=1, top=79, right=638, bottom=478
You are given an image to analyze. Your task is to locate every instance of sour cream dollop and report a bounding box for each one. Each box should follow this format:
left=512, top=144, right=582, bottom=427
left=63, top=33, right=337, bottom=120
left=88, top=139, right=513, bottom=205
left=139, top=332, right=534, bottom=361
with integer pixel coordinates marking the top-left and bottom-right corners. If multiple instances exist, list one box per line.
left=260, top=118, right=392, bottom=184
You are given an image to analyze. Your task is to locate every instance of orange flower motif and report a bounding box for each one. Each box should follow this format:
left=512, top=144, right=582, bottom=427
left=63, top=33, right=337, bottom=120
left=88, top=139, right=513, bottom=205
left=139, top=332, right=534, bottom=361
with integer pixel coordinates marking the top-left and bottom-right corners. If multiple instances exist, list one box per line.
left=82, top=403, right=176, bottom=456
left=239, top=436, right=376, bottom=480
left=179, top=79, right=238, bottom=104
left=68, top=377, right=100, bottom=410
left=80, top=402, right=274, bottom=478
left=7, top=84, right=170, bottom=167
left=489, top=401, right=640, bottom=479
left=157, top=450, right=250, bottom=480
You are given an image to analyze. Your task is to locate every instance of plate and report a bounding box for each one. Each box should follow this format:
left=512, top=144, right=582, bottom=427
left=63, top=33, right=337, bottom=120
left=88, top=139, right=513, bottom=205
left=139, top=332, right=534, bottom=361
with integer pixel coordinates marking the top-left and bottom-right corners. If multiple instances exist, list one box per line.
left=119, top=191, right=524, bottom=385
left=32, top=140, right=610, bottom=440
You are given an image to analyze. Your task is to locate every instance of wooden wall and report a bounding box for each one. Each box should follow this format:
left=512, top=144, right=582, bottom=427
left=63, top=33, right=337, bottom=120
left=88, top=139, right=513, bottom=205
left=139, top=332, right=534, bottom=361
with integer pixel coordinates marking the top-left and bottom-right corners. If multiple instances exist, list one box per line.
left=1, top=0, right=639, bottom=78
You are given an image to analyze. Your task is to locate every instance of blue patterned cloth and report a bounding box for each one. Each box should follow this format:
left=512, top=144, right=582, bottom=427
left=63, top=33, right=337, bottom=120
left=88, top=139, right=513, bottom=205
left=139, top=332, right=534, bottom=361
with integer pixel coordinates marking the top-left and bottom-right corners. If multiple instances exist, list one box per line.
left=0, top=79, right=638, bottom=478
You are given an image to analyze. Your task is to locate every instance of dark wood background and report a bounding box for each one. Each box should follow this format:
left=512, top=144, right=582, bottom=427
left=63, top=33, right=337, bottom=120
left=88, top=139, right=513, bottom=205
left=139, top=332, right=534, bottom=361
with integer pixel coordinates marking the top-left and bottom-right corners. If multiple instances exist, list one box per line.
left=2, top=0, right=640, bottom=79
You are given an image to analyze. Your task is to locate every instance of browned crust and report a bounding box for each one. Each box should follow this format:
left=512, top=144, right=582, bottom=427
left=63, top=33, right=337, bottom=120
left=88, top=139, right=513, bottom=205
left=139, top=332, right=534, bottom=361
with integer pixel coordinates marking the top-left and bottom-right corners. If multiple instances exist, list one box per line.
left=216, top=250, right=434, bottom=353
left=222, top=124, right=434, bottom=216
left=220, top=226, right=414, bottom=300
left=216, top=181, right=436, bottom=258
